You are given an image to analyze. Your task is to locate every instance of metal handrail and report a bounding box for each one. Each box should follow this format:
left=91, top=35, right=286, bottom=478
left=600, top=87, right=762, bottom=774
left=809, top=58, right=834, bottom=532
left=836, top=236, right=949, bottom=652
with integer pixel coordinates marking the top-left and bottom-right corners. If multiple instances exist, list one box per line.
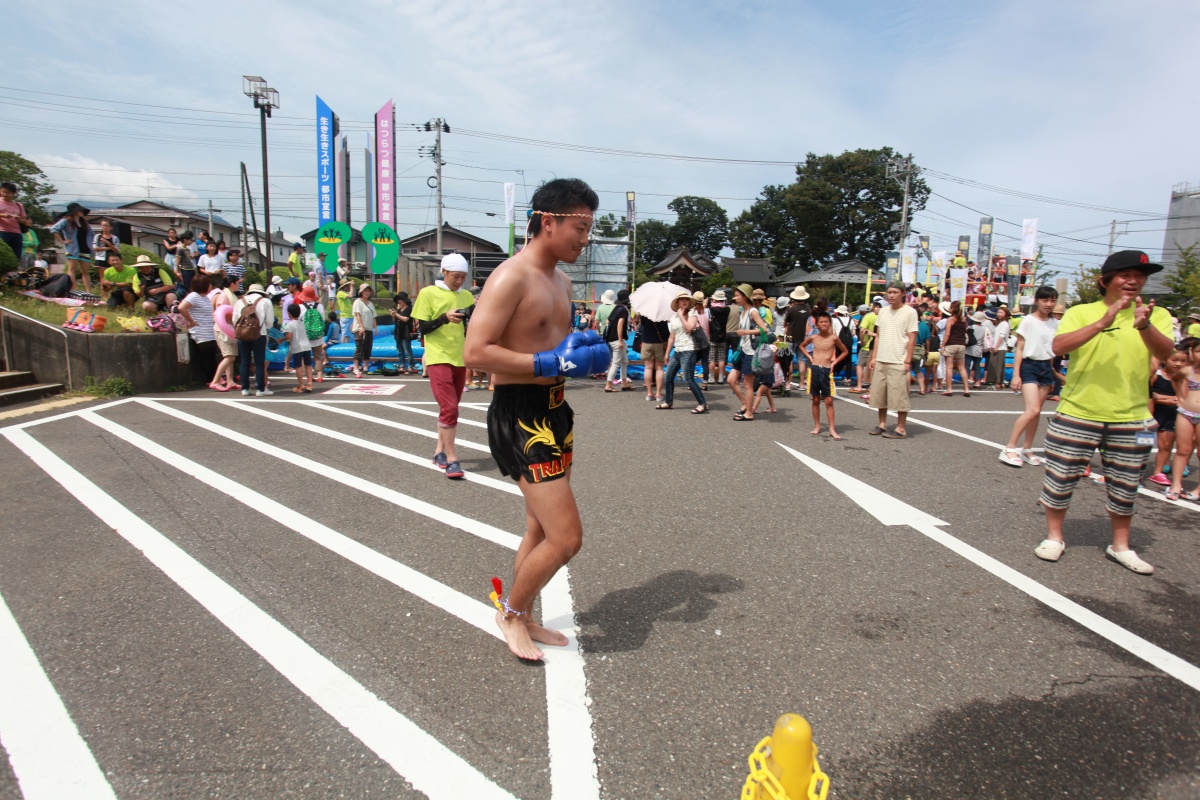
left=0, top=306, right=74, bottom=390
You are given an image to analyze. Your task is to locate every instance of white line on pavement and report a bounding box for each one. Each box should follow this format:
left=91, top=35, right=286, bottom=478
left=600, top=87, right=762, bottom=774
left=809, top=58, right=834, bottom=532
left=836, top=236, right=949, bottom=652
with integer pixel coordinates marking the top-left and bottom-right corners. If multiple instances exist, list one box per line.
left=4, top=426, right=517, bottom=800
left=2, top=398, right=133, bottom=431
left=212, top=400, right=515, bottom=493
left=834, top=395, right=1200, bottom=513
left=137, top=399, right=524, bottom=550
left=79, top=410, right=503, bottom=637
left=0, top=589, right=117, bottom=800
left=151, top=398, right=442, bottom=404
left=778, top=442, right=1200, bottom=692
left=382, top=402, right=490, bottom=429
left=298, top=401, right=492, bottom=452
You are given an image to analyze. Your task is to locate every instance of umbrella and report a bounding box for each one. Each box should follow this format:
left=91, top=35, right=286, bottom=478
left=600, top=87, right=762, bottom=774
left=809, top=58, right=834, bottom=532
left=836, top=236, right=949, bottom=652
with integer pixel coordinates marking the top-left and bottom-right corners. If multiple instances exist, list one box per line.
left=629, top=280, right=692, bottom=322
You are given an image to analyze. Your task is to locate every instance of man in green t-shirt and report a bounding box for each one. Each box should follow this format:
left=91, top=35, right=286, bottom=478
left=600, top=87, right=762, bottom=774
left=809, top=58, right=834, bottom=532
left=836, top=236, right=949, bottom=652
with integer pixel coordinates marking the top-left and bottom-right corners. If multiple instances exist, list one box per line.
left=1036, top=250, right=1174, bottom=575
left=411, top=253, right=475, bottom=480
left=100, top=253, right=138, bottom=308
left=1187, top=311, right=1200, bottom=339
left=287, top=242, right=306, bottom=280
left=335, top=280, right=355, bottom=342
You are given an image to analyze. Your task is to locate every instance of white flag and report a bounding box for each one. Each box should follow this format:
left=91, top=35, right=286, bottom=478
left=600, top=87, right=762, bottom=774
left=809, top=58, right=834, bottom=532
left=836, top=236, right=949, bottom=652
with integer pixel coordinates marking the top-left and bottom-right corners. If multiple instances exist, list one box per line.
left=949, top=269, right=967, bottom=302
left=1020, top=218, right=1038, bottom=260
left=503, top=183, right=515, bottom=225
left=901, top=247, right=917, bottom=283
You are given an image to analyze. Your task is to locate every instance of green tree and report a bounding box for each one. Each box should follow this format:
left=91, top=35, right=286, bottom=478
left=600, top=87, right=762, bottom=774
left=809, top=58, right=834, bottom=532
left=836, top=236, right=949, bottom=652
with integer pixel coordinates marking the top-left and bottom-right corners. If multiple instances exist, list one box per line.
left=592, top=213, right=628, bottom=238
left=635, top=218, right=673, bottom=268
left=700, top=268, right=734, bottom=297
left=1162, top=243, right=1200, bottom=315
left=118, top=244, right=166, bottom=269
left=1072, top=263, right=1103, bottom=305
left=0, top=151, right=57, bottom=245
left=668, top=196, right=728, bottom=257
left=730, top=148, right=928, bottom=271
left=0, top=239, right=17, bottom=273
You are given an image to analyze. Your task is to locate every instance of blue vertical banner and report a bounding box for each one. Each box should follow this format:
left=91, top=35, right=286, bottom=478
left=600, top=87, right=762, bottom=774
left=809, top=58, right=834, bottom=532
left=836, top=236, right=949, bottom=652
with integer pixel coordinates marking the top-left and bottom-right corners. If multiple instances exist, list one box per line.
left=316, top=95, right=337, bottom=225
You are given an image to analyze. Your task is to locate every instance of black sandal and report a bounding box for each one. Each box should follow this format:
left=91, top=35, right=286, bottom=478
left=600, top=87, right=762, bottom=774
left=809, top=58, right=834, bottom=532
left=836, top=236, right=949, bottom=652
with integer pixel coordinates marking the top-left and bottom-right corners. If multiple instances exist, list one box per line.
left=691, top=405, right=708, bottom=414
left=656, top=403, right=673, bottom=410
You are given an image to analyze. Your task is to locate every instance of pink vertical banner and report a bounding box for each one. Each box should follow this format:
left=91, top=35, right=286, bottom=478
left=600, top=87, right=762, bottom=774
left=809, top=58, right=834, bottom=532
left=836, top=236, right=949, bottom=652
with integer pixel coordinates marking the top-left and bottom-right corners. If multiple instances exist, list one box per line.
left=374, top=100, right=395, bottom=227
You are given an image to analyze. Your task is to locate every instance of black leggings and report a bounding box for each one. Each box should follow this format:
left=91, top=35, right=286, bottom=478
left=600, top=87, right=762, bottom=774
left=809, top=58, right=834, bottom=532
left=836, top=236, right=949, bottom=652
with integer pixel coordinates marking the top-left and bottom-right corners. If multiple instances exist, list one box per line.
left=354, top=330, right=374, bottom=364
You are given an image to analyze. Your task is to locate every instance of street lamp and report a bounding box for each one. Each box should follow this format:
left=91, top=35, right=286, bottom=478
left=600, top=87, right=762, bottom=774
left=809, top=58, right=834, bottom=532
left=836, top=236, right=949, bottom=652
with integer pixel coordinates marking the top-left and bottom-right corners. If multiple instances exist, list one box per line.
left=243, top=76, right=279, bottom=271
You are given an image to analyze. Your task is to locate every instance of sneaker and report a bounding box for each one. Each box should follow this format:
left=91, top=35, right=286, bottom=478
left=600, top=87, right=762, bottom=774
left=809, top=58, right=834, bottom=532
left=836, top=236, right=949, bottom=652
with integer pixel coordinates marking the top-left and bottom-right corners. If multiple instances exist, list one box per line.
left=445, top=460, right=465, bottom=479
left=1021, top=450, right=1045, bottom=466
left=1034, top=539, right=1064, bottom=562
left=1105, top=546, right=1154, bottom=575
left=256, top=389, right=274, bottom=396
left=1148, top=472, right=1171, bottom=486
left=241, top=389, right=250, bottom=397
left=432, top=452, right=448, bottom=470
left=998, top=448, right=1023, bottom=467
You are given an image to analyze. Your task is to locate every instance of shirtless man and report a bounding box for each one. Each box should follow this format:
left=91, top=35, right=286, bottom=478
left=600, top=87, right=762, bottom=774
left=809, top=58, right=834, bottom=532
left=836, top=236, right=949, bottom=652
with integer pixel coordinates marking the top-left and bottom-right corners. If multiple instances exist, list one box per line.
left=464, top=178, right=610, bottom=660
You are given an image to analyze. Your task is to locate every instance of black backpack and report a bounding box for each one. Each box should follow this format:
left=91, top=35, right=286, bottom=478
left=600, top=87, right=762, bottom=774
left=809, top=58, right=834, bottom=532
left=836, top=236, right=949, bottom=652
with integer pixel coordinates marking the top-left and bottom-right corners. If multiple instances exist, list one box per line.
left=966, top=325, right=979, bottom=349
left=837, top=319, right=854, bottom=353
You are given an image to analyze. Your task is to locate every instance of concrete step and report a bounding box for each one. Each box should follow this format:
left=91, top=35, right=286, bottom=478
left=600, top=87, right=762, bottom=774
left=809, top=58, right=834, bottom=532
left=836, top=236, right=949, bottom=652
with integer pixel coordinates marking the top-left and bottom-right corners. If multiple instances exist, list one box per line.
left=0, top=371, right=36, bottom=391
left=0, top=383, right=64, bottom=405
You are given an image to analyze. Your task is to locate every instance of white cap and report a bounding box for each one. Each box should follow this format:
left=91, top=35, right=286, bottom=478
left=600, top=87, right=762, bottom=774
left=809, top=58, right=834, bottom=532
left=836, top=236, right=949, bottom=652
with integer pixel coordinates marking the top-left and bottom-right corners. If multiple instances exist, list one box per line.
left=440, top=253, right=469, bottom=273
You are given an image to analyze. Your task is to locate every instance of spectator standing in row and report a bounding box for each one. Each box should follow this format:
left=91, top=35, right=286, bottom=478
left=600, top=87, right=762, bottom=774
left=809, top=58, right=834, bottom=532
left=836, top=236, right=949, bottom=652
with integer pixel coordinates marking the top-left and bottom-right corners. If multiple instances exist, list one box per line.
left=966, top=311, right=987, bottom=388
left=178, top=273, right=218, bottom=383
left=852, top=302, right=877, bottom=394
left=336, top=280, right=355, bottom=343
left=162, top=228, right=180, bottom=270
left=659, top=291, right=707, bottom=413
left=223, top=248, right=245, bottom=285
left=708, top=290, right=731, bottom=385
left=868, top=282, right=918, bottom=439
left=198, top=238, right=224, bottom=282
left=234, top=284, right=274, bottom=396
left=640, top=310, right=669, bottom=403
left=940, top=300, right=972, bottom=397
left=728, top=283, right=770, bottom=421
left=91, top=219, right=121, bottom=270
left=351, top=283, right=377, bottom=378
left=985, top=306, right=1012, bottom=389
left=297, top=286, right=327, bottom=382
left=50, top=203, right=93, bottom=293
left=604, top=288, right=631, bottom=391
left=723, top=290, right=741, bottom=377
left=1035, top=251, right=1173, bottom=573
left=288, top=242, right=306, bottom=280
left=390, top=292, right=418, bottom=374
left=173, top=231, right=196, bottom=294
left=692, top=291, right=711, bottom=388
left=784, top=287, right=812, bottom=391
left=999, top=286, right=1060, bottom=467
left=412, top=253, right=475, bottom=480
left=211, top=275, right=239, bottom=391
left=0, top=181, right=33, bottom=263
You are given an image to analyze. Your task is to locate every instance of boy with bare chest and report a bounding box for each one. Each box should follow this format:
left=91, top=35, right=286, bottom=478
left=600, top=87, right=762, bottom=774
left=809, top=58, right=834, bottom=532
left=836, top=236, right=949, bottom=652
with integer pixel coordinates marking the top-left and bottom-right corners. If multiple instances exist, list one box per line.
left=464, top=179, right=610, bottom=660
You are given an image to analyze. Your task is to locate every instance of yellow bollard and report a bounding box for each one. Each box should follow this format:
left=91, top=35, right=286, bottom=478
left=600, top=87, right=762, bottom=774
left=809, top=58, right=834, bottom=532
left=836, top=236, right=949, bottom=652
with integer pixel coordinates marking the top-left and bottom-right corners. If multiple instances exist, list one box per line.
left=768, top=714, right=814, bottom=799
left=741, top=714, right=829, bottom=800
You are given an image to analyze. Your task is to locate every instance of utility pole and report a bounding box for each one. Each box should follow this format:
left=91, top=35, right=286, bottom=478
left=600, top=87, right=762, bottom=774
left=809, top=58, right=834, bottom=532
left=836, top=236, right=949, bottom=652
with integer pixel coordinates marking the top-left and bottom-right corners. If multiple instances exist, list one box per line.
left=239, top=162, right=248, bottom=256
left=422, top=118, right=450, bottom=255
left=207, top=200, right=215, bottom=239
left=241, top=163, right=262, bottom=272
left=1107, top=219, right=1117, bottom=256
left=887, top=154, right=916, bottom=252
left=243, top=77, right=279, bottom=270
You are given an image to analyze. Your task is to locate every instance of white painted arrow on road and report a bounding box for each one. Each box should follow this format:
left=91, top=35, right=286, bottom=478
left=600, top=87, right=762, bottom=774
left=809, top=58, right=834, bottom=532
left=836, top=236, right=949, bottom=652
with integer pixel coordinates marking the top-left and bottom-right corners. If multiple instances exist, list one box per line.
left=777, top=442, right=1200, bottom=693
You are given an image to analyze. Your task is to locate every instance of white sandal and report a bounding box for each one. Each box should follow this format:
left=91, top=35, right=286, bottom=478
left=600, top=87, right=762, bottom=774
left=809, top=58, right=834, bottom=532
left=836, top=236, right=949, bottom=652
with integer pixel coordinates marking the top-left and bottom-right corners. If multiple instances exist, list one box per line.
left=1034, top=539, right=1064, bottom=562
left=1022, top=450, right=1045, bottom=466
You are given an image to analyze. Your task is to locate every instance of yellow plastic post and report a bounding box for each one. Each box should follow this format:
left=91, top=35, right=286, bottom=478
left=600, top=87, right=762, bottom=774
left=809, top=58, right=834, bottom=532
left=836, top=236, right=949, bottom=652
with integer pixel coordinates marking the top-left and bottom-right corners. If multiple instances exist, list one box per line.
left=767, top=713, right=814, bottom=800
left=864, top=269, right=872, bottom=305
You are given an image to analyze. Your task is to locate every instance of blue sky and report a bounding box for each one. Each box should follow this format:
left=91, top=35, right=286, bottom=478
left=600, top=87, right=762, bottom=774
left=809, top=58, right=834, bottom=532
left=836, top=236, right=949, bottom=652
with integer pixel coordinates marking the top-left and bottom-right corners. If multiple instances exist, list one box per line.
left=7, top=0, right=1199, bottom=281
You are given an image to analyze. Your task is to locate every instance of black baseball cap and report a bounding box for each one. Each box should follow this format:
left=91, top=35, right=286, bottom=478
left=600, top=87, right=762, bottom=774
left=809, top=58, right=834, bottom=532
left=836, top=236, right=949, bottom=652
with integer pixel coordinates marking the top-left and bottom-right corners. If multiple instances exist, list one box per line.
left=1102, top=249, right=1162, bottom=275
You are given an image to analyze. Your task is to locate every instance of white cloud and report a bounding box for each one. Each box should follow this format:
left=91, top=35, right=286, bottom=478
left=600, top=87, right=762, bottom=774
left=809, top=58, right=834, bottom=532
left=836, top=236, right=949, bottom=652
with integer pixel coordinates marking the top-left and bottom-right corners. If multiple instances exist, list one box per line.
left=38, top=155, right=199, bottom=205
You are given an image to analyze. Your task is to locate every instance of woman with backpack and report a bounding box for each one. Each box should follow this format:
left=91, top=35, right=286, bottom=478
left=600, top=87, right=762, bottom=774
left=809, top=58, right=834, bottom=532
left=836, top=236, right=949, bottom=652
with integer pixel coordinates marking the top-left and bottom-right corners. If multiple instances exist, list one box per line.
left=707, top=290, right=731, bottom=386
left=297, top=286, right=328, bottom=382
left=233, top=284, right=275, bottom=396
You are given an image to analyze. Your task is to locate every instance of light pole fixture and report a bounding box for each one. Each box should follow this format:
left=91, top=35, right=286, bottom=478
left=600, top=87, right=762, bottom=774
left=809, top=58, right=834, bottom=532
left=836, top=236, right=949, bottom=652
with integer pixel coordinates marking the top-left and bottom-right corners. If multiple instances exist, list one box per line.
left=243, top=76, right=279, bottom=271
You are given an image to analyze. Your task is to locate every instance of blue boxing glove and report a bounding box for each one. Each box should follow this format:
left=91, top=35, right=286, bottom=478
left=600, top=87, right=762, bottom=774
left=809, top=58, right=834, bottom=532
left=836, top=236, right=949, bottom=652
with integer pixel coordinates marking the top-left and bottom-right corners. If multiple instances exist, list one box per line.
left=533, top=332, right=594, bottom=378
left=579, top=329, right=611, bottom=374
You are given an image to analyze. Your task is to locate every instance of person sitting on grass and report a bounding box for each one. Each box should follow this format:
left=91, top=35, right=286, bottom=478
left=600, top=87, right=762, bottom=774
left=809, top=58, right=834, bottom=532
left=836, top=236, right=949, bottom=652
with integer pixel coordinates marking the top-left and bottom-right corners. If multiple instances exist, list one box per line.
left=132, top=254, right=178, bottom=313
left=99, top=252, right=137, bottom=308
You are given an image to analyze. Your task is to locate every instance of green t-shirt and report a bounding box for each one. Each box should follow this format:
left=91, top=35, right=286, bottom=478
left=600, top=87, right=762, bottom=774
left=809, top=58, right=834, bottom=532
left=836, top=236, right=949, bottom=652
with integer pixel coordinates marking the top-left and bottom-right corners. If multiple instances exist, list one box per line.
left=103, top=264, right=138, bottom=288
left=1057, top=301, right=1171, bottom=422
left=411, top=284, right=475, bottom=367
left=336, top=290, right=354, bottom=319
left=859, top=312, right=877, bottom=351
left=21, top=229, right=39, bottom=255
left=1187, top=321, right=1200, bottom=339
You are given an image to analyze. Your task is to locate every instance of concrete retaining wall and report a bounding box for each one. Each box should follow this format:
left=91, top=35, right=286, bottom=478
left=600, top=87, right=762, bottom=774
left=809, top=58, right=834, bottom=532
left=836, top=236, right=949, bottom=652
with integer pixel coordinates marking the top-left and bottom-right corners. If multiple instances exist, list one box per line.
left=0, top=313, right=197, bottom=393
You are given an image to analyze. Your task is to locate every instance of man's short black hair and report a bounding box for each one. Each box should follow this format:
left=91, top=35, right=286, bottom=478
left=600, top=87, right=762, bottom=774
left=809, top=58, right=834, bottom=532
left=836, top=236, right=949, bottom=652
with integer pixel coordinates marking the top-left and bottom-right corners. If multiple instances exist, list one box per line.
left=0, top=181, right=17, bottom=193
left=528, top=178, right=599, bottom=236
left=1034, top=285, right=1059, bottom=301
left=180, top=231, right=194, bottom=241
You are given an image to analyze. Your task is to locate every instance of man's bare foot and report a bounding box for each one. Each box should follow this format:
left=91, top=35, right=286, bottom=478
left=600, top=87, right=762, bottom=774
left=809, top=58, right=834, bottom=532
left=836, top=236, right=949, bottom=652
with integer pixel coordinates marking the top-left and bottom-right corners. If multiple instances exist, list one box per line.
left=496, top=610, right=543, bottom=660
left=810, top=426, right=821, bottom=435
left=526, top=619, right=569, bottom=647
left=830, top=431, right=842, bottom=440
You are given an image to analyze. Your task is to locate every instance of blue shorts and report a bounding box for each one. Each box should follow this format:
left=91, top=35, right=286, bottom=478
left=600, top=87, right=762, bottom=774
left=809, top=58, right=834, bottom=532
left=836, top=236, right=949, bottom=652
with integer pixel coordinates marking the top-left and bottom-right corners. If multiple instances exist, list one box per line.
left=1019, top=359, right=1055, bottom=386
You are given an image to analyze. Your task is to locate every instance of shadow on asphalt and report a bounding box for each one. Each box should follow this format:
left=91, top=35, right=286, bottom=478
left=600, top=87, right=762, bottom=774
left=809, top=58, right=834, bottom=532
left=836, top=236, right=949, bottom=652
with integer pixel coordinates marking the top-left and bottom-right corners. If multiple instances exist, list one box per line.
left=577, top=570, right=743, bottom=653
left=837, top=676, right=1200, bottom=799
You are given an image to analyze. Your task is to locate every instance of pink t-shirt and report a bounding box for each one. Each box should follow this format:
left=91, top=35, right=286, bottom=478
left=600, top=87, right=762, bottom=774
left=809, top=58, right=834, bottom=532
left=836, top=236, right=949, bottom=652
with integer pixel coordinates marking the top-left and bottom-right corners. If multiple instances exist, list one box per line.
left=0, top=199, right=23, bottom=234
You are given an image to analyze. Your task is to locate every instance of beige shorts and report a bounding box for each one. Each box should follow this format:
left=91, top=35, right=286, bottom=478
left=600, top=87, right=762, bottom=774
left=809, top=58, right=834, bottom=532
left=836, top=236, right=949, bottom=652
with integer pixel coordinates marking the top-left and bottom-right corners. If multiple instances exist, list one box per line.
left=869, top=361, right=911, bottom=412
left=216, top=331, right=237, bottom=357
left=942, top=344, right=966, bottom=361
left=640, top=343, right=667, bottom=363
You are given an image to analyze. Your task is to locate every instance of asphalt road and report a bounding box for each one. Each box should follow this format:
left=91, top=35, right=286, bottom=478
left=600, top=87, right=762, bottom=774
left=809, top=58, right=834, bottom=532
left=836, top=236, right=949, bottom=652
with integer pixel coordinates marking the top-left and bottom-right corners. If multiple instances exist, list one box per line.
left=1, top=374, right=1197, bottom=799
